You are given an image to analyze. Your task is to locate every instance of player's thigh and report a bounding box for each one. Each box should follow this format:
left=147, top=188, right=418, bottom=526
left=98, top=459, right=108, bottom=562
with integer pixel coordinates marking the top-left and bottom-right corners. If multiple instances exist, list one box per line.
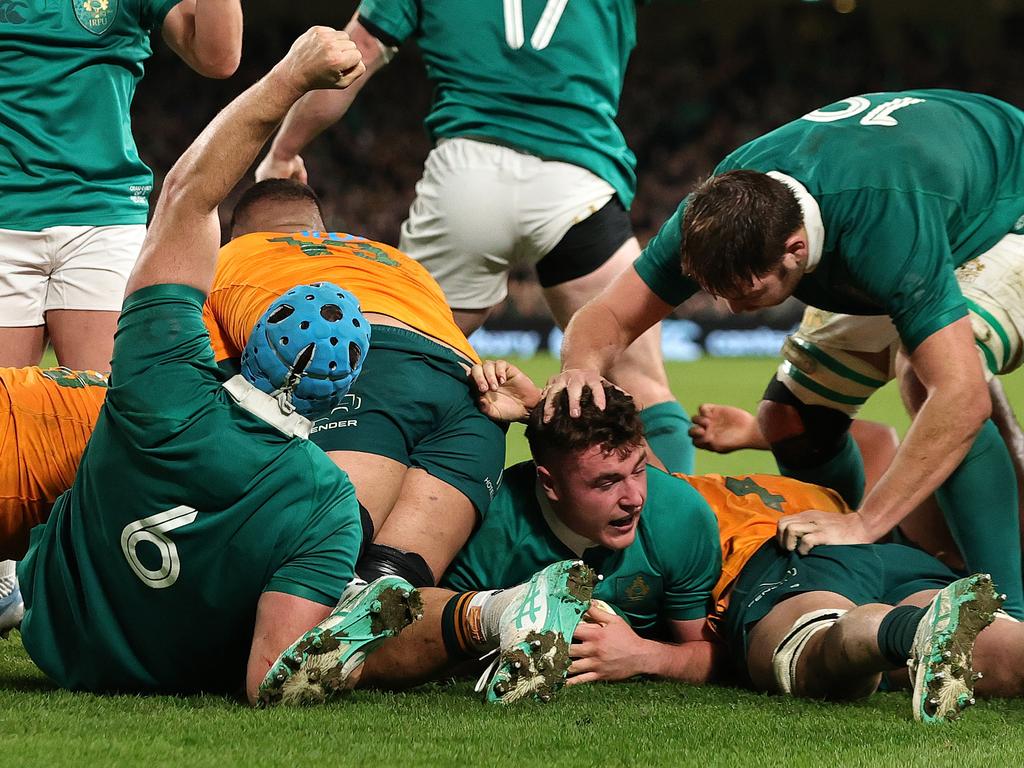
left=774, top=307, right=899, bottom=417
left=399, top=138, right=520, bottom=311
left=326, top=450, right=407, bottom=532
left=746, top=590, right=857, bottom=692
left=373, top=468, right=479, bottom=581
left=45, top=310, right=120, bottom=370
left=956, top=232, right=1024, bottom=377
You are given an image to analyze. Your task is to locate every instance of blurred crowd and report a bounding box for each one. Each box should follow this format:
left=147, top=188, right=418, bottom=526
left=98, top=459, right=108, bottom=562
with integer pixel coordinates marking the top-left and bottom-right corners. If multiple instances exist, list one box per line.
left=134, top=0, right=1024, bottom=328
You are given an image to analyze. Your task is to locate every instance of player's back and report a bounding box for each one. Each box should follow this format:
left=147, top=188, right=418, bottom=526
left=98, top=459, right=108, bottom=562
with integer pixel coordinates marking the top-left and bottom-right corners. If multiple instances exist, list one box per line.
left=206, top=231, right=478, bottom=362
left=360, top=0, right=642, bottom=206
left=678, top=473, right=849, bottom=619
left=18, top=285, right=362, bottom=694
left=0, top=367, right=108, bottom=559
left=720, top=90, right=1024, bottom=266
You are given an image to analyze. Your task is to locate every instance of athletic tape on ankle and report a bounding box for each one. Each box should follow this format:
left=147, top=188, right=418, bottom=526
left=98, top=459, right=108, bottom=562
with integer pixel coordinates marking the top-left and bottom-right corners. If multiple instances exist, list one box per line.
left=772, top=609, right=847, bottom=695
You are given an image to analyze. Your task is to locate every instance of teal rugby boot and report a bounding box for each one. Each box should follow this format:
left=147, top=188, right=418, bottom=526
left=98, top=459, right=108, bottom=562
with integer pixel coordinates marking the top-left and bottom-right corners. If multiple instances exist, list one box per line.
left=909, top=573, right=1004, bottom=723
left=478, top=560, right=597, bottom=705
left=258, top=575, right=423, bottom=706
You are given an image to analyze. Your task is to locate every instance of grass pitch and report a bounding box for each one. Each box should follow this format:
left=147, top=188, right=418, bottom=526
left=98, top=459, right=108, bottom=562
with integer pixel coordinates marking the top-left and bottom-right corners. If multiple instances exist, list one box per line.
left=4, top=354, right=1024, bottom=766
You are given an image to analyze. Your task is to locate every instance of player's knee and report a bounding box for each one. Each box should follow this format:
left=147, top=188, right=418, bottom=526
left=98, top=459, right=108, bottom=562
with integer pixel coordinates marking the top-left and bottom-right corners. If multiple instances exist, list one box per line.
left=761, top=378, right=852, bottom=470
left=356, top=543, right=436, bottom=588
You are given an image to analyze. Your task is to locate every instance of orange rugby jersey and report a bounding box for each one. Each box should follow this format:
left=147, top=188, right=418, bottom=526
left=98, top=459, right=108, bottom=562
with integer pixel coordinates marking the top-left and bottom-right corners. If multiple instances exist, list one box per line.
left=0, top=367, right=107, bottom=558
left=676, top=474, right=850, bottom=622
left=204, top=231, right=480, bottom=363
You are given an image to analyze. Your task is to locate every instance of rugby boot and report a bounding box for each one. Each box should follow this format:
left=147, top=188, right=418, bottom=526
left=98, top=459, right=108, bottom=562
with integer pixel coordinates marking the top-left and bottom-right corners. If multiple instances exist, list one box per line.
left=258, top=575, right=423, bottom=706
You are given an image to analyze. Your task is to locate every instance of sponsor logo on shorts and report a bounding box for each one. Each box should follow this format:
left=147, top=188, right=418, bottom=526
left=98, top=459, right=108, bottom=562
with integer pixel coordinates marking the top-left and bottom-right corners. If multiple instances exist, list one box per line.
left=747, top=567, right=799, bottom=608
left=311, top=394, right=362, bottom=432
left=74, top=0, right=118, bottom=35
left=483, top=468, right=503, bottom=501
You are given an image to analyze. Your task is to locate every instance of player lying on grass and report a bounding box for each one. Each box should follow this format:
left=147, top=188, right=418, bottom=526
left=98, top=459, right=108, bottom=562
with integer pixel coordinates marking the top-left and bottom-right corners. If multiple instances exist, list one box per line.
left=15, top=27, right=422, bottom=706
left=545, top=90, right=1024, bottom=618
left=203, top=180, right=505, bottom=590
left=0, top=367, right=109, bottom=635
left=457, top=363, right=1018, bottom=723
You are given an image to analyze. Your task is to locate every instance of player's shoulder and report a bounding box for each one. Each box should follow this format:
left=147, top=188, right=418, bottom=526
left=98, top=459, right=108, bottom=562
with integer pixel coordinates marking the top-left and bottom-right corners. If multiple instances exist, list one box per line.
left=641, top=467, right=718, bottom=533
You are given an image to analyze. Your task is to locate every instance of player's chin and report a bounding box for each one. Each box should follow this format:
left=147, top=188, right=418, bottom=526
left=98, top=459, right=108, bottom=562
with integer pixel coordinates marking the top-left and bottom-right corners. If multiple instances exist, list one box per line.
left=601, top=514, right=639, bottom=549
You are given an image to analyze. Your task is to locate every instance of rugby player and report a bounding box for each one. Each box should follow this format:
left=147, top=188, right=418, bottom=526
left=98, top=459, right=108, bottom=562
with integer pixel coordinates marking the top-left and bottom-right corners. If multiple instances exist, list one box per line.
left=203, top=184, right=506, bottom=589
left=15, top=27, right=421, bottom=706
left=455, top=363, right=1019, bottom=723
left=0, top=367, right=109, bottom=635
left=546, top=90, right=1024, bottom=616
left=254, top=0, right=696, bottom=474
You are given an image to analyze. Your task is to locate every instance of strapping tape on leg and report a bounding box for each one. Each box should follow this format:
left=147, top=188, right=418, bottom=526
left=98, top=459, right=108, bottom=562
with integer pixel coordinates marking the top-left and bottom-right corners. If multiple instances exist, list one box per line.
left=772, top=608, right=847, bottom=694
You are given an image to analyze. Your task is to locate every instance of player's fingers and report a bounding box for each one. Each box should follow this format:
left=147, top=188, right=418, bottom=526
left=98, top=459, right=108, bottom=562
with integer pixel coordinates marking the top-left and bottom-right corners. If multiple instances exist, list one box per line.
left=336, top=59, right=366, bottom=88
left=567, top=657, right=597, bottom=675
left=564, top=672, right=601, bottom=686
left=494, top=359, right=509, bottom=385
left=797, top=532, right=822, bottom=556
left=777, top=519, right=813, bottom=551
left=582, top=606, right=611, bottom=626
left=696, top=403, right=715, bottom=418
left=483, top=361, right=501, bottom=391
left=468, top=364, right=487, bottom=392
left=566, top=378, right=586, bottom=418
left=591, top=377, right=607, bottom=410
left=572, top=622, right=600, bottom=641
left=568, top=641, right=596, bottom=658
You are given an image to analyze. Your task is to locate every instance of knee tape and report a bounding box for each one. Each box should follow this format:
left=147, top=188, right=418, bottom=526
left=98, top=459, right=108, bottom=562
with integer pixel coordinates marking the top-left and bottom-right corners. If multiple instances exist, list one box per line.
left=356, top=543, right=436, bottom=588
left=771, top=609, right=847, bottom=695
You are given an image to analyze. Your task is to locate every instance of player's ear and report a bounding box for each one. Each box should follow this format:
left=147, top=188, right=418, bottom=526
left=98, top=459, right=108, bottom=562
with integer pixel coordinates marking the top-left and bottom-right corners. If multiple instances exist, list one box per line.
left=536, top=464, right=559, bottom=502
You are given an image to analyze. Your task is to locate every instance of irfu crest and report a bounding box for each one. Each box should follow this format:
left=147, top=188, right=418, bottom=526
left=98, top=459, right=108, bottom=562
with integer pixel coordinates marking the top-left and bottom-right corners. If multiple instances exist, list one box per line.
left=74, top=0, right=117, bottom=35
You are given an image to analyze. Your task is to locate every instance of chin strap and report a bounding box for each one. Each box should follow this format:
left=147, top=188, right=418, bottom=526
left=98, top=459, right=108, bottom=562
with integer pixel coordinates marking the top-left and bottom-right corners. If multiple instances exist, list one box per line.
left=268, top=342, right=316, bottom=416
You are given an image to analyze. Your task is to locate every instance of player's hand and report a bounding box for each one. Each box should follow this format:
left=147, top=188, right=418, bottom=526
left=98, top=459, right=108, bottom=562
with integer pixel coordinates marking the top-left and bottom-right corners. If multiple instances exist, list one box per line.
left=566, top=605, right=649, bottom=684
left=689, top=403, right=768, bottom=453
left=541, top=368, right=613, bottom=422
left=467, top=360, right=541, bottom=423
left=275, top=27, right=366, bottom=95
left=255, top=152, right=308, bottom=184
left=776, top=509, right=873, bottom=554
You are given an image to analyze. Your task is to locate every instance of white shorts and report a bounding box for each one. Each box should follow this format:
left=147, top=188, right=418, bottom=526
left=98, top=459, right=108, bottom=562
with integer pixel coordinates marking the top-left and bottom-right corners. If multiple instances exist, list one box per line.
left=399, top=137, right=617, bottom=309
left=0, top=224, right=145, bottom=326
left=778, top=233, right=1024, bottom=415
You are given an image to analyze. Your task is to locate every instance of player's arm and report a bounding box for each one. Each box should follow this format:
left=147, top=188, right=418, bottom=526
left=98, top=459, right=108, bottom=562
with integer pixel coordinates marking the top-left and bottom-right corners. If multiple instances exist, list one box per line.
left=125, top=27, right=365, bottom=297
left=256, top=15, right=392, bottom=184
left=161, top=0, right=243, bottom=79
left=567, top=612, right=720, bottom=685
left=245, top=591, right=333, bottom=705
left=544, top=266, right=674, bottom=418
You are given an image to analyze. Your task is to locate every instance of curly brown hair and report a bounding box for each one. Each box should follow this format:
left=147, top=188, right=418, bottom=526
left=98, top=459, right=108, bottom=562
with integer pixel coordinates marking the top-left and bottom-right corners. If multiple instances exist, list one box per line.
left=681, top=170, right=802, bottom=297
left=526, top=384, right=645, bottom=466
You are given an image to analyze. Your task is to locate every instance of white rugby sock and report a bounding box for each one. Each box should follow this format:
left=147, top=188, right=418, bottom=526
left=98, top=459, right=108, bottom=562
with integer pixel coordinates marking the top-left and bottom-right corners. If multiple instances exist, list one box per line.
left=468, top=584, right=528, bottom=651
left=0, top=560, right=16, bottom=599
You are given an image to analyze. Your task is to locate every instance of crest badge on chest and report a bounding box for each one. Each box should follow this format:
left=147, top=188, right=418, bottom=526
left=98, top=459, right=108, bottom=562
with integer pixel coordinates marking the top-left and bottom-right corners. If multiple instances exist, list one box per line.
left=74, top=0, right=118, bottom=35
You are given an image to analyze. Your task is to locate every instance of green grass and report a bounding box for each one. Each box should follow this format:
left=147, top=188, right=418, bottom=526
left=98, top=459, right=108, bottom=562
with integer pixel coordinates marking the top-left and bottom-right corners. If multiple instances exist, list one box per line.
left=7, top=354, right=1024, bottom=766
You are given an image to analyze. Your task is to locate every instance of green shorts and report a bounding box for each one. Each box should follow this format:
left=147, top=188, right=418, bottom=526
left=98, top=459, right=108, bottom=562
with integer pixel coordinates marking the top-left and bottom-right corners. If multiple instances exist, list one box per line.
left=309, top=325, right=506, bottom=516
left=724, top=541, right=957, bottom=663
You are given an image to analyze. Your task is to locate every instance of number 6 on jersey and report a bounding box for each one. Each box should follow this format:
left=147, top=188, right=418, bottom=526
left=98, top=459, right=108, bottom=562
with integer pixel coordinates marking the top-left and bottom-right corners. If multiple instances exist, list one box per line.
left=121, top=505, right=199, bottom=589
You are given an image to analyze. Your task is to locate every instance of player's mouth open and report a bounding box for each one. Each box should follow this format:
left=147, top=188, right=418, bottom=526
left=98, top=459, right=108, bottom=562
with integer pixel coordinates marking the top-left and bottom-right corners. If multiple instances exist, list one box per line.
left=609, top=513, right=637, bottom=530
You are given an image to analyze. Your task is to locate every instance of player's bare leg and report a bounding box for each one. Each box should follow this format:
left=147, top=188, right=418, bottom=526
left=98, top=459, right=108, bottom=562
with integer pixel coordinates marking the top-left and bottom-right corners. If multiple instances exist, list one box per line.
left=0, top=326, right=46, bottom=367
left=745, top=590, right=881, bottom=700
left=45, top=309, right=119, bottom=370
left=328, top=450, right=406, bottom=532
left=372, top=469, right=477, bottom=582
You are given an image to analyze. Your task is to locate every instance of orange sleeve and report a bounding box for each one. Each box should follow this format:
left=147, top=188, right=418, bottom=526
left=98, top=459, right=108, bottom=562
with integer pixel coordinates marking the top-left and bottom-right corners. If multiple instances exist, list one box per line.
left=203, top=292, right=243, bottom=362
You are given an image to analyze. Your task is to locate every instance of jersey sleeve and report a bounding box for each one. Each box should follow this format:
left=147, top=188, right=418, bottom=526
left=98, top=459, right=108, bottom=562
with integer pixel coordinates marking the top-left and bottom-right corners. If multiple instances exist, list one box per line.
left=652, top=474, right=722, bottom=622
left=358, top=0, right=420, bottom=46
left=142, top=0, right=182, bottom=30
left=632, top=198, right=702, bottom=307
left=837, top=190, right=968, bottom=351
left=265, top=457, right=362, bottom=605
left=106, top=284, right=223, bottom=417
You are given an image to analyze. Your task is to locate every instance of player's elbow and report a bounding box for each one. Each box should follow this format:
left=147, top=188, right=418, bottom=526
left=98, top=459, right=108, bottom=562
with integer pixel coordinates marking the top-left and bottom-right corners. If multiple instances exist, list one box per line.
left=191, top=48, right=242, bottom=79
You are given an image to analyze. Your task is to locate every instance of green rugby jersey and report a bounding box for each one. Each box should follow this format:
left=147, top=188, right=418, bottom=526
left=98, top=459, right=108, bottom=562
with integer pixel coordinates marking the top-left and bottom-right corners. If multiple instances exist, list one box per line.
left=358, top=0, right=666, bottom=209
left=18, top=284, right=363, bottom=695
left=634, top=90, right=1024, bottom=350
left=0, top=0, right=178, bottom=230
left=442, top=461, right=721, bottom=635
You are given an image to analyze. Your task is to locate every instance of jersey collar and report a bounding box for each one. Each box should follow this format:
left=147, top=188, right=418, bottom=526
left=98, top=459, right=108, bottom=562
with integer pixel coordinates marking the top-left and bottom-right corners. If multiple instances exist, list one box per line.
left=535, top=480, right=599, bottom=558
left=766, top=171, right=824, bottom=273
left=222, top=375, right=312, bottom=440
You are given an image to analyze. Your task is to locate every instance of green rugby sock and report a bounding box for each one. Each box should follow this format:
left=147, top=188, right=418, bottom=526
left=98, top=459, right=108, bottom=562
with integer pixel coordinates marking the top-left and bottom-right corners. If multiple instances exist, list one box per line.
left=639, top=401, right=695, bottom=474
left=776, top=432, right=866, bottom=508
left=876, top=605, right=928, bottom=667
left=935, top=419, right=1024, bottom=618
